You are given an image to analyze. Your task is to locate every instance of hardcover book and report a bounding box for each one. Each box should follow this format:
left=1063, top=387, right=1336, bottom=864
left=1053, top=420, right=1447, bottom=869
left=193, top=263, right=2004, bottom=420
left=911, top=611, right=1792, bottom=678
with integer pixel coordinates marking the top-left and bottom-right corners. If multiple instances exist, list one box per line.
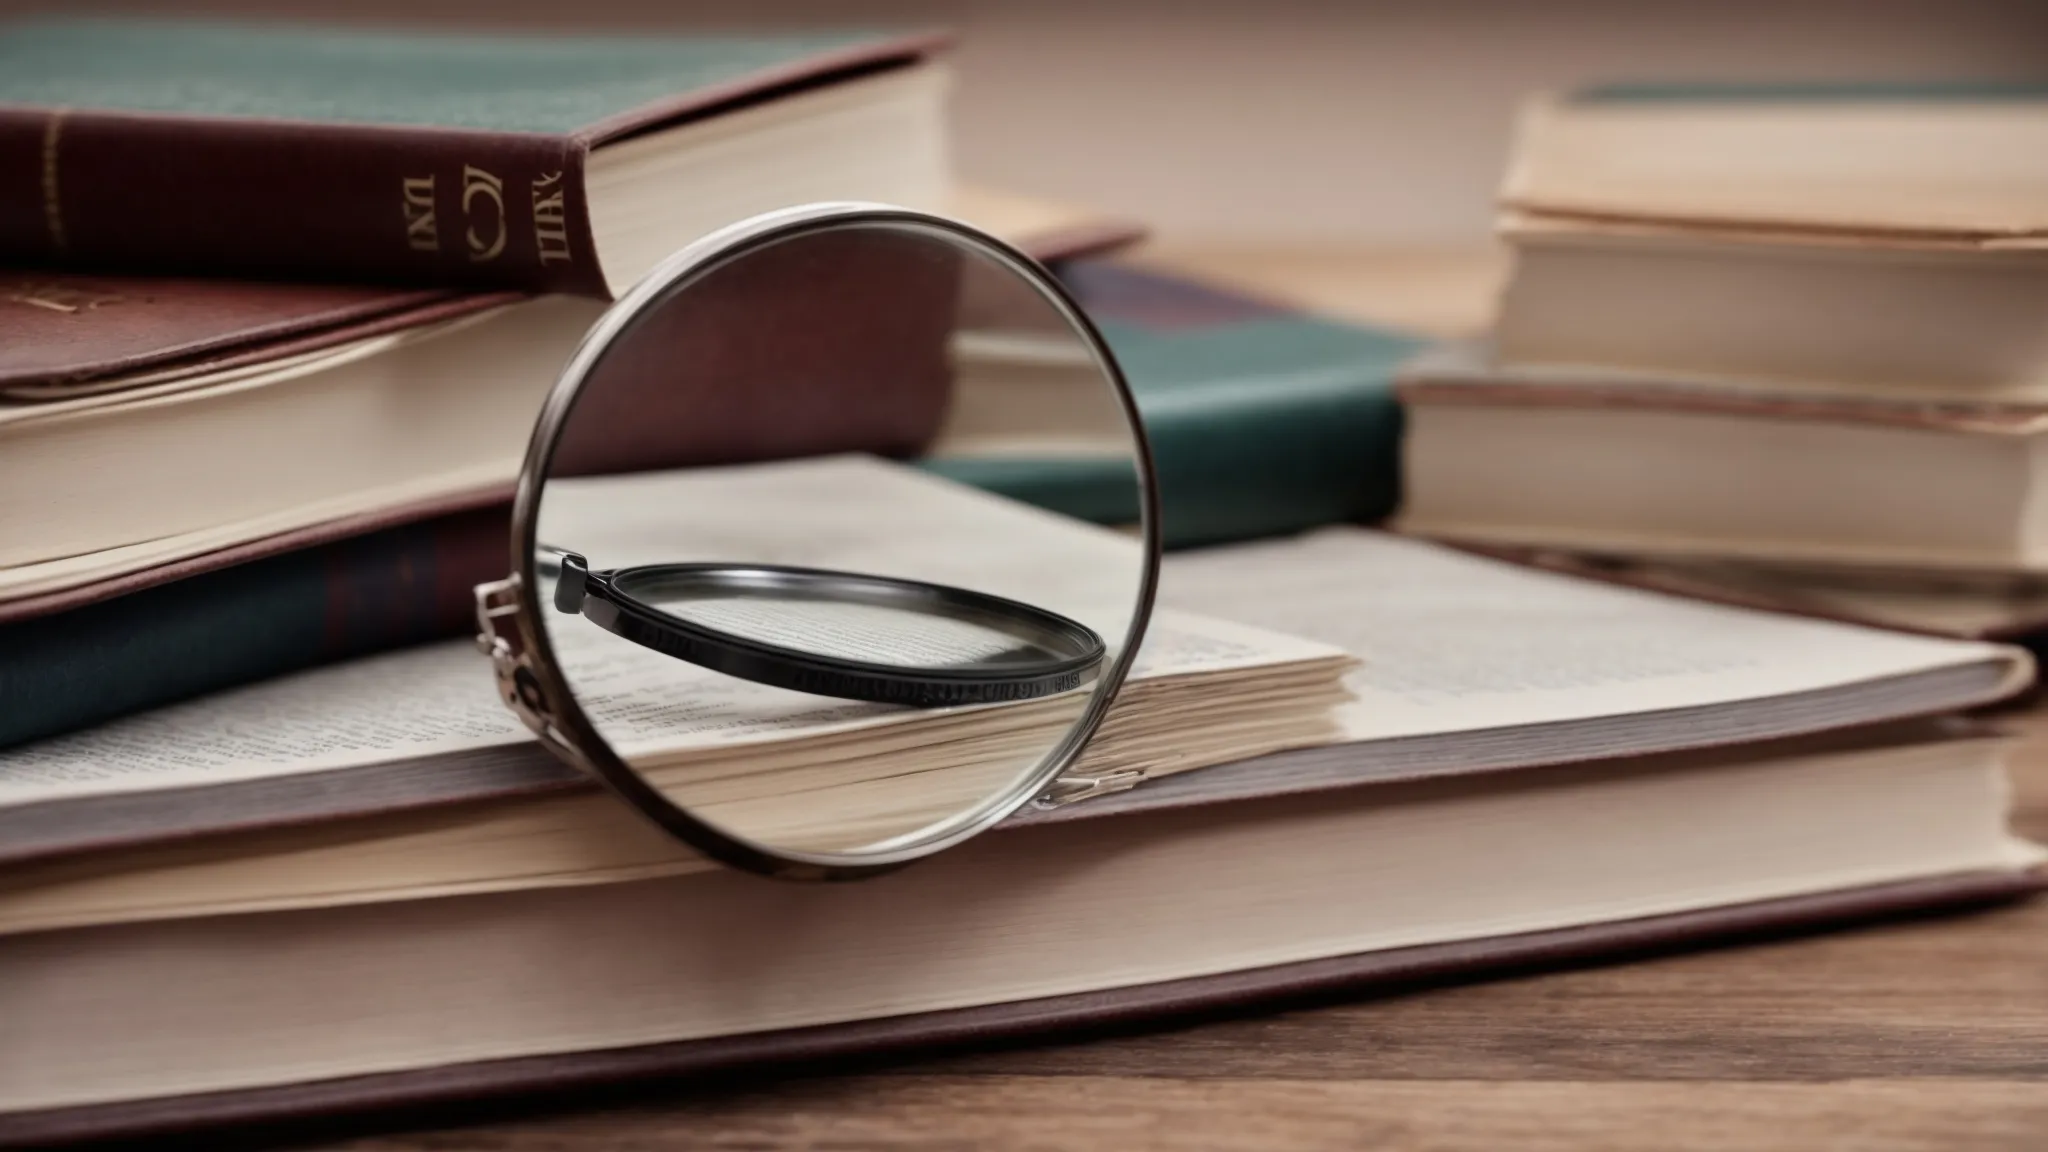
left=1501, top=82, right=2048, bottom=240
left=0, top=188, right=1134, bottom=621
left=927, top=262, right=1426, bottom=548
left=1395, top=343, right=2048, bottom=574
left=0, top=18, right=951, bottom=296
left=1492, top=85, right=2048, bottom=397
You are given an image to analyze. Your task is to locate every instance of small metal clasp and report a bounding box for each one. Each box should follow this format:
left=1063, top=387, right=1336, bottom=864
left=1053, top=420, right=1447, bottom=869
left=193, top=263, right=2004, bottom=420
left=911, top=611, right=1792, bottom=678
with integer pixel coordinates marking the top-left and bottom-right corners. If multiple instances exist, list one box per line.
left=1032, top=768, right=1147, bottom=810
left=473, top=576, right=561, bottom=745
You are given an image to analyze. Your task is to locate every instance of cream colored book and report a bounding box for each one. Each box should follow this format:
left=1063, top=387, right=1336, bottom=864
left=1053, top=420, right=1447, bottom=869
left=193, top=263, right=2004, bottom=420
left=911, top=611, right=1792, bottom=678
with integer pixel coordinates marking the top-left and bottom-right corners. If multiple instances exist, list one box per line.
left=1493, top=212, right=2048, bottom=400
left=0, top=183, right=1135, bottom=608
left=3, top=723, right=2040, bottom=1138
left=1494, top=85, right=2048, bottom=398
left=1501, top=85, right=2048, bottom=240
left=1397, top=343, right=2048, bottom=573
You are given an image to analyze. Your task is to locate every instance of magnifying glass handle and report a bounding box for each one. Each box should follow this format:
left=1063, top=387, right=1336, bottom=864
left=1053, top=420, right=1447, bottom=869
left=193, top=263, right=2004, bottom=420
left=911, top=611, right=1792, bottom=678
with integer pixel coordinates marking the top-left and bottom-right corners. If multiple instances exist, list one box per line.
left=553, top=551, right=592, bottom=614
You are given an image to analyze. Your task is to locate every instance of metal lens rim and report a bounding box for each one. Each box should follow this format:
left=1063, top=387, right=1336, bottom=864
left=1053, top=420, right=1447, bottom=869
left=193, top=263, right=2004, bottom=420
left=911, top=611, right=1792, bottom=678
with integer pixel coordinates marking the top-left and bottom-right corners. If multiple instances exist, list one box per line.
left=506, top=202, right=1162, bottom=881
left=594, top=562, right=1108, bottom=693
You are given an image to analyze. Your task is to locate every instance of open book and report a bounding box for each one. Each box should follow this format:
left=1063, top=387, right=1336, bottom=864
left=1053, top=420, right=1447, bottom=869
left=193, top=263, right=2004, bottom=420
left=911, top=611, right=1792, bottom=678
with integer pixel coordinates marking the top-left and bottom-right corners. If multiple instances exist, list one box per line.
left=0, top=457, right=1353, bottom=883
left=0, top=511, right=2031, bottom=934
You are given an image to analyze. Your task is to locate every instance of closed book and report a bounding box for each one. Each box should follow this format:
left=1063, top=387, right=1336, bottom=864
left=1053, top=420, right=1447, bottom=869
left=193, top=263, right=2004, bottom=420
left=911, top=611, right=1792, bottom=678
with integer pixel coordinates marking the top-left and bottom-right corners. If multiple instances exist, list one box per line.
left=924, top=262, right=1426, bottom=548
left=1493, top=212, right=2048, bottom=401
left=0, top=18, right=950, bottom=296
left=0, top=201, right=1136, bottom=751
left=1396, top=342, right=2048, bottom=574
left=1501, top=81, right=2048, bottom=240
left=1493, top=85, right=2048, bottom=398
left=0, top=272, right=942, bottom=605
left=0, top=506, right=504, bottom=751
left=5, top=871, right=2038, bottom=1146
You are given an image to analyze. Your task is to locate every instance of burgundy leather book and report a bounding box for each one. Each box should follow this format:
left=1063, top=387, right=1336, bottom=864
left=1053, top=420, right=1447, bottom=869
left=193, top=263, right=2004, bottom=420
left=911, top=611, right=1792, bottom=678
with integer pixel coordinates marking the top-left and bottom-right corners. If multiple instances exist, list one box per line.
left=0, top=19, right=950, bottom=296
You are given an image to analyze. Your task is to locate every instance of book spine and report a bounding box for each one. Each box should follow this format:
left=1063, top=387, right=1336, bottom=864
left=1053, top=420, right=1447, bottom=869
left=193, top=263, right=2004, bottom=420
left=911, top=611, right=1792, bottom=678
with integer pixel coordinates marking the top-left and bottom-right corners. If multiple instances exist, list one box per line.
left=0, top=108, right=609, bottom=296
left=0, top=507, right=508, bottom=750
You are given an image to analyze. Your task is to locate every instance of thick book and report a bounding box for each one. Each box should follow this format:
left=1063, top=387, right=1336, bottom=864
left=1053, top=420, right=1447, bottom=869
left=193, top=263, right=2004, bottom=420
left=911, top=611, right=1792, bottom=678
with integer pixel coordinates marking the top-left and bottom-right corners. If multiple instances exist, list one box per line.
left=1396, top=343, right=2048, bottom=575
left=0, top=520, right=2028, bottom=870
left=0, top=18, right=954, bottom=296
left=1492, top=211, right=2048, bottom=401
left=0, top=635, right=2038, bottom=1139
left=0, top=506, right=504, bottom=751
left=1492, top=85, right=2048, bottom=398
left=1501, top=82, right=2048, bottom=240
left=0, top=194, right=1133, bottom=619
left=925, top=262, right=1426, bottom=548
left=4, top=871, right=2038, bottom=1145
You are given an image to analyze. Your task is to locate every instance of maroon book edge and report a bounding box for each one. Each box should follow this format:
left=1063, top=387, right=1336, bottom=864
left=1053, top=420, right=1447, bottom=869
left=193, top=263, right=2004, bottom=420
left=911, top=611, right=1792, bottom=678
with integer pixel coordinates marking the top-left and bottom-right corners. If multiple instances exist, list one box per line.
left=0, top=217, right=1145, bottom=627
left=7, top=866, right=2040, bottom=1147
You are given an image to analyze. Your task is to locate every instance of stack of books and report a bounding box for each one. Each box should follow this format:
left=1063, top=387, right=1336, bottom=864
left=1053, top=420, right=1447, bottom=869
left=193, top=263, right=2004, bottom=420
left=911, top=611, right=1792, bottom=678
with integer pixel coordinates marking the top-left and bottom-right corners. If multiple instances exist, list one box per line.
left=0, top=18, right=1434, bottom=752
left=1, top=25, right=2043, bottom=1142
left=1395, top=84, right=2048, bottom=642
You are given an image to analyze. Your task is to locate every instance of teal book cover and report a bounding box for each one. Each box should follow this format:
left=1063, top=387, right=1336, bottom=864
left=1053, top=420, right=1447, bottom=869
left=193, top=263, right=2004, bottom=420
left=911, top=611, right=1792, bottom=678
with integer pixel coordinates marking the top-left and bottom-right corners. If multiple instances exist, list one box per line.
left=925, top=262, right=1426, bottom=550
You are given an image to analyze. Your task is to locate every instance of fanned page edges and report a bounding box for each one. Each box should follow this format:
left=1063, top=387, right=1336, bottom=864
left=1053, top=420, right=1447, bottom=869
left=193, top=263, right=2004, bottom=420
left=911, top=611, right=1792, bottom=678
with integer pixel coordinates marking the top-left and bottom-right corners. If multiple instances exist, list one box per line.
left=0, top=276, right=511, bottom=396
left=1397, top=344, right=2048, bottom=435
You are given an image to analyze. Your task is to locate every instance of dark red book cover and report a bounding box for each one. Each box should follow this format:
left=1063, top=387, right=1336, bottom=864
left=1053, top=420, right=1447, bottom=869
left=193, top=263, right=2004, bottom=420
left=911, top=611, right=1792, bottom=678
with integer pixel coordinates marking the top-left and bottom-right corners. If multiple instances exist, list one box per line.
left=0, top=19, right=945, bottom=296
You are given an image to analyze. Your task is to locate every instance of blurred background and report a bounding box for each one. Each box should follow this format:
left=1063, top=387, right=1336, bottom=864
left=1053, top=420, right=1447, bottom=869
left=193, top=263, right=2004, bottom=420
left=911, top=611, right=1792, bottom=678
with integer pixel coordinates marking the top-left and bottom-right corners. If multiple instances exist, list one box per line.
left=10, top=0, right=2045, bottom=248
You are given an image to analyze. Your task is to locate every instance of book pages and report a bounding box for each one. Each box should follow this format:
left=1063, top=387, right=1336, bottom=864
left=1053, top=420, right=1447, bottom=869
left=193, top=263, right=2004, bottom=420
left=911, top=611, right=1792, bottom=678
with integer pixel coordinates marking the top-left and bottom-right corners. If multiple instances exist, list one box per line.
left=0, top=451, right=1340, bottom=815
left=0, top=609, right=1338, bottom=812
left=1157, top=528, right=2034, bottom=743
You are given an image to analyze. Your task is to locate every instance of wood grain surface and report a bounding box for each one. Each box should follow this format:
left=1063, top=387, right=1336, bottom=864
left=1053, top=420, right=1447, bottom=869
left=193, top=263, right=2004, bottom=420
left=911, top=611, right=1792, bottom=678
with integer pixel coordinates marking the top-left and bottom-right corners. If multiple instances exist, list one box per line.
left=304, top=254, right=2048, bottom=1149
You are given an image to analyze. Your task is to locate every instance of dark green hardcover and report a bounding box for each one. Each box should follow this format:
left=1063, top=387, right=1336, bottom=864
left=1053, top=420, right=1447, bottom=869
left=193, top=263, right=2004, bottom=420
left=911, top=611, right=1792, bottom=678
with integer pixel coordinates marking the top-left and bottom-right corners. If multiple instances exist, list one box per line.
left=924, top=262, right=1426, bottom=550
left=0, top=509, right=503, bottom=751
left=0, top=18, right=892, bottom=132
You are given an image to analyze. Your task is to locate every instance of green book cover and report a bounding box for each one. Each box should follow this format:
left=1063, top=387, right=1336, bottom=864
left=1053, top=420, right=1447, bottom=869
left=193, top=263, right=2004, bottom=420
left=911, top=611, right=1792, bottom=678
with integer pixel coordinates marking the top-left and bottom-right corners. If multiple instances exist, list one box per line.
left=0, top=18, right=893, bottom=131
left=925, top=263, right=1426, bottom=550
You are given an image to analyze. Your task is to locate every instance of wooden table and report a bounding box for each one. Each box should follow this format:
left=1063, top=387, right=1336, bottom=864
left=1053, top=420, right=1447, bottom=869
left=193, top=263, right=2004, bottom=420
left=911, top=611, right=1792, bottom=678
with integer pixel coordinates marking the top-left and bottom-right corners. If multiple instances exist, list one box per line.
left=325, top=252, right=2048, bottom=1150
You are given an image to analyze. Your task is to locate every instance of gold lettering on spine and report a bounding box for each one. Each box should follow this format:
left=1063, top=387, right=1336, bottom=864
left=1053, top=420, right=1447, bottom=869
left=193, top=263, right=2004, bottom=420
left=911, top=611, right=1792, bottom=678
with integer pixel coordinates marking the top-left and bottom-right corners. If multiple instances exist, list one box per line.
left=7, top=280, right=120, bottom=314
left=462, top=164, right=506, bottom=262
left=40, top=109, right=67, bottom=252
left=531, top=171, right=572, bottom=265
left=402, top=175, right=439, bottom=252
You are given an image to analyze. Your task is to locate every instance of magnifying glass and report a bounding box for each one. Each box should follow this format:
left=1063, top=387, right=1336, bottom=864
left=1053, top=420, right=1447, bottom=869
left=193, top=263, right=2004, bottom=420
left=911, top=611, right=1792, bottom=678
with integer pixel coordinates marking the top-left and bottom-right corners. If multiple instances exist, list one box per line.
left=474, top=203, right=1160, bottom=880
